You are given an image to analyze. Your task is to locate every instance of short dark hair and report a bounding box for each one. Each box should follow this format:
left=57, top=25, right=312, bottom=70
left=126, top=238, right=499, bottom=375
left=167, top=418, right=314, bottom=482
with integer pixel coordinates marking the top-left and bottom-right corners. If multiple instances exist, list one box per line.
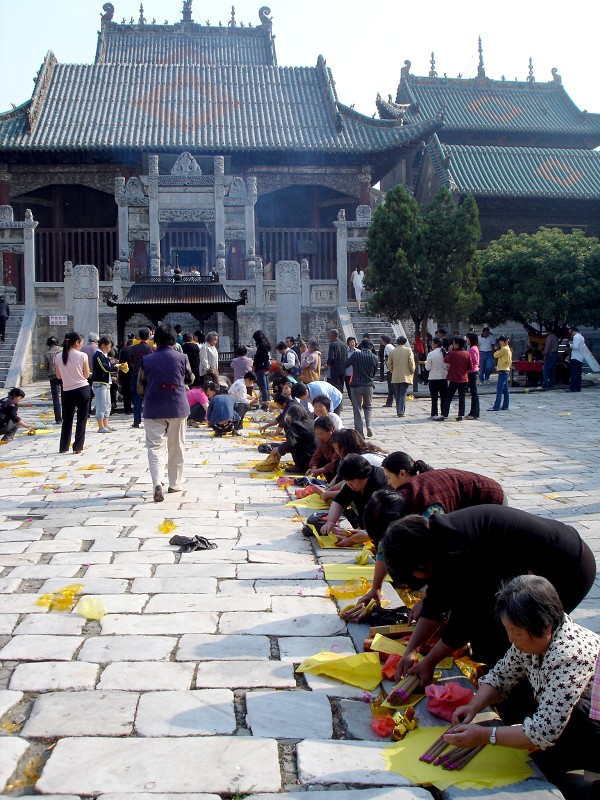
left=380, top=334, right=392, bottom=344
left=436, top=328, right=446, bottom=335
left=337, top=453, right=372, bottom=481
left=380, top=515, right=431, bottom=587
left=174, top=324, right=182, bottom=334
left=454, top=336, right=466, bottom=349
left=138, top=327, right=150, bottom=340
left=364, top=489, right=407, bottom=545
left=432, top=337, right=443, bottom=348
left=154, top=324, right=176, bottom=347
left=358, top=338, right=372, bottom=350
left=183, top=333, right=193, bottom=343
left=347, top=336, right=356, bottom=346
left=285, top=336, right=296, bottom=345
left=496, top=575, right=564, bottom=637
left=498, top=335, right=509, bottom=343
left=8, top=387, right=25, bottom=399
left=243, top=371, right=256, bottom=381
left=314, top=415, right=336, bottom=433
left=291, top=382, right=309, bottom=399
left=235, top=345, right=248, bottom=356
left=396, top=336, right=407, bottom=345
left=273, top=392, right=289, bottom=406
left=312, top=394, right=331, bottom=411
left=276, top=341, right=287, bottom=351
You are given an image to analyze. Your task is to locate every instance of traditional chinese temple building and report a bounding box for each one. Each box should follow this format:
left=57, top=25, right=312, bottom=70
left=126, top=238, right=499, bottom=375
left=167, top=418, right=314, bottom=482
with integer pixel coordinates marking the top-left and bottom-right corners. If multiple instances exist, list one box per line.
left=0, top=1, right=440, bottom=308
left=377, top=43, right=600, bottom=244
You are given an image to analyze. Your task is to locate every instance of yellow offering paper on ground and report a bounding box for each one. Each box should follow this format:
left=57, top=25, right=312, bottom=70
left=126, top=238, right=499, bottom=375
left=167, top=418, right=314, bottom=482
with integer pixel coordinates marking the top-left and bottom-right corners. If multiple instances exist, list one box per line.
left=384, top=726, right=533, bottom=790
left=323, top=563, right=391, bottom=581
left=296, top=651, right=383, bottom=690
left=371, top=634, right=453, bottom=670
left=285, top=493, right=330, bottom=510
left=309, top=524, right=362, bottom=550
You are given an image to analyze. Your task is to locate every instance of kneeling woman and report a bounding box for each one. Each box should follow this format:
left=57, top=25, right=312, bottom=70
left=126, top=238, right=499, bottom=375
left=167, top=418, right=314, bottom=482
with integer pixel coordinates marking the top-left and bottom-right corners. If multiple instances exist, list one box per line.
left=270, top=404, right=317, bottom=475
left=446, top=575, right=600, bottom=796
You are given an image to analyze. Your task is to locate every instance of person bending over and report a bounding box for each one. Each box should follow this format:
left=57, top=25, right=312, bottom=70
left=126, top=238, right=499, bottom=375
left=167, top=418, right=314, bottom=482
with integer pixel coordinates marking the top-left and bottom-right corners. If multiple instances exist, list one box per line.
left=446, top=575, right=600, bottom=799
left=205, top=381, right=241, bottom=436
left=319, top=453, right=388, bottom=535
left=306, top=415, right=340, bottom=482
left=228, top=370, right=258, bottom=422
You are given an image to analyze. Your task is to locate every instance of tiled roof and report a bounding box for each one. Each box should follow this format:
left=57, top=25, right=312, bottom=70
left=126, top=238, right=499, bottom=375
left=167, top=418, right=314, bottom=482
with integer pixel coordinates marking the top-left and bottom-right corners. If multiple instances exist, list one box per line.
left=394, top=76, right=600, bottom=141
left=0, top=61, right=441, bottom=155
left=119, top=280, right=245, bottom=305
left=95, top=22, right=276, bottom=66
left=429, top=137, right=600, bottom=200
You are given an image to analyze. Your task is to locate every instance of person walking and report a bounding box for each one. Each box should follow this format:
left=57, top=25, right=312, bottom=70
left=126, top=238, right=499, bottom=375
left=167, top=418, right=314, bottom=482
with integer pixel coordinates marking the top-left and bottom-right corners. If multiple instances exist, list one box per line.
left=0, top=295, right=10, bottom=343
left=488, top=335, right=512, bottom=411
left=542, top=329, right=560, bottom=389
left=350, top=269, right=365, bottom=311
left=44, top=336, right=63, bottom=424
left=424, top=337, right=448, bottom=419
left=478, top=326, right=494, bottom=384
left=136, top=324, right=194, bottom=502
left=128, top=327, right=154, bottom=428
left=344, top=338, right=378, bottom=437
left=568, top=327, right=585, bottom=392
left=465, top=331, right=480, bottom=420
left=54, top=331, right=91, bottom=454
left=387, top=336, right=415, bottom=418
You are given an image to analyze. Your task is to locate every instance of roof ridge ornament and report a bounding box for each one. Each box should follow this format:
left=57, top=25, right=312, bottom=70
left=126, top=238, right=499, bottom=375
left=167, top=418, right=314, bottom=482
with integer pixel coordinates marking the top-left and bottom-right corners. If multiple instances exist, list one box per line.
left=228, top=6, right=236, bottom=27
left=527, top=57, right=535, bottom=83
left=477, top=37, right=485, bottom=77
left=551, top=67, right=562, bottom=85
left=429, top=52, right=438, bottom=78
left=259, top=7, right=273, bottom=30
left=182, top=0, right=193, bottom=23
left=138, top=4, right=146, bottom=26
left=101, top=3, right=114, bottom=24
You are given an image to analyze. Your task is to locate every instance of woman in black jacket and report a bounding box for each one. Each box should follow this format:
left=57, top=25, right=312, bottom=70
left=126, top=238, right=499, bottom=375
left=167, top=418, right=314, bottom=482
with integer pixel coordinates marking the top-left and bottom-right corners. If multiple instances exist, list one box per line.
left=252, top=329, right=272, bottom=408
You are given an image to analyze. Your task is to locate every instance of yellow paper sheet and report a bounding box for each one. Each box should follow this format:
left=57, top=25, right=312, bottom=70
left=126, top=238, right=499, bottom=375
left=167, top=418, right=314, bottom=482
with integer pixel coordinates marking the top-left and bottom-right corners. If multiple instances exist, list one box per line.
left=371, top=634, right=453, bottom=670
left=384, top=726, right=532, bottom=790
left=285, top=493, right=330, bottom=510
left=309, top=524, right=362, bottom=550
left=296, top=650, right=383, bottom=690
left=323, top=563, right=392, bottom=581
left=11, top=469, right=43, bottom=477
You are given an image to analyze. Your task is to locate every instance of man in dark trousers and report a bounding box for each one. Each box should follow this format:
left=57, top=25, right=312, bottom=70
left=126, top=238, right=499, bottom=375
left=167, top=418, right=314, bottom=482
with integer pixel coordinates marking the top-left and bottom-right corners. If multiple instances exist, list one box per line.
left=326, top=329, right=347, bottom=398
left=128, top=327, right=154, bottom=428
left=118, top=335, right=134, bottom=414
left=0, top=296, right=9, bottom=343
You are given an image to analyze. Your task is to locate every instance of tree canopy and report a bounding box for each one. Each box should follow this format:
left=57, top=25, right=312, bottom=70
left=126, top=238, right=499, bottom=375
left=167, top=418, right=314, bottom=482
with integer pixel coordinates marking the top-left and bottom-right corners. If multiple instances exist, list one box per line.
left=475, top=227, right=600, bottom=333
left=364, top=185, right=481, bottom=337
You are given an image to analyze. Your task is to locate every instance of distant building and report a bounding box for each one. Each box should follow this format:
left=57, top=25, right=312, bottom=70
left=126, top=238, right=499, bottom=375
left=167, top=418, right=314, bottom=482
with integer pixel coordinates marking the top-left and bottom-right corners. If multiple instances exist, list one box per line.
left=377, top=43, right=600, bottom=244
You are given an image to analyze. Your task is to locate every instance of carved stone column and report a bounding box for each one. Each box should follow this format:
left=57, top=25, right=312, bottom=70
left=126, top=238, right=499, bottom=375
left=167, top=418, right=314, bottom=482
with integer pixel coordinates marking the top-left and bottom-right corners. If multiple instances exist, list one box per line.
left=148, top=156, right=160, bottom=276
left=23, top=209, right=38, bottom=309
left=334, top=209, right=349, bottom=306
left=215, top=242, right=227, bottom=282
left=214, top=156, right=226, bottom=274
left=300, top=258, right=311, bottom=306
left=254, top=256, right=264, bottom=308
left=73, top=264, right=99, bottom=338
left=64, top=261, right=74, bottom=312
left=245, top=175, right=258, bottom=264
left=111, top=259, right=122, bottom=300
left=245, top=245, right=257, bottom=281
left=115, top=177, right=130, bottom=263
left=276, top=261, right=301, bottom=344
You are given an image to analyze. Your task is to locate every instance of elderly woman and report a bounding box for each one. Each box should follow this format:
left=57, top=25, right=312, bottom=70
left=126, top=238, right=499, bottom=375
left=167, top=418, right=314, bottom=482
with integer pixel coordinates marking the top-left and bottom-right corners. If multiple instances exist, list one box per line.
left=446, top=575, right=600, bottom=796
left=382, top=505, right=596, bottom=688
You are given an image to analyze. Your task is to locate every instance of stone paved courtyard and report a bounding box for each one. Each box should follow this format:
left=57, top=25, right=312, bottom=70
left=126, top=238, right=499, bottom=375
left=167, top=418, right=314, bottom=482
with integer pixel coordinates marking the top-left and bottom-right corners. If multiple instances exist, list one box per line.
left=0, top=381, right=599, bottom=798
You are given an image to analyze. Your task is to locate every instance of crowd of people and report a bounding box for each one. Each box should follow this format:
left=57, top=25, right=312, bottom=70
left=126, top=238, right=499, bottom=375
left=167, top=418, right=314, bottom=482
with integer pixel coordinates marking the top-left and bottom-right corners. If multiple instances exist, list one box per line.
left=1, top=316, right=598, bottom=796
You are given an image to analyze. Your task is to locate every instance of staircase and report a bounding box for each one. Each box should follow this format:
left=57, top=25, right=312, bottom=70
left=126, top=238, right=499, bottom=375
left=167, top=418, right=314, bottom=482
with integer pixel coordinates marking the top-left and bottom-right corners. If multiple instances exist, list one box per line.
left=347, top=304, right=415, bottom=344
left=0, top=308, right=26, bottom=388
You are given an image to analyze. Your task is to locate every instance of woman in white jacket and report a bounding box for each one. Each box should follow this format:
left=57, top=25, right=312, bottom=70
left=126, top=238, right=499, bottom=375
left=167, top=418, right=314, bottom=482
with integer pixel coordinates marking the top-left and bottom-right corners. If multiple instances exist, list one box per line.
left=424, top=337, right=449, bottom=418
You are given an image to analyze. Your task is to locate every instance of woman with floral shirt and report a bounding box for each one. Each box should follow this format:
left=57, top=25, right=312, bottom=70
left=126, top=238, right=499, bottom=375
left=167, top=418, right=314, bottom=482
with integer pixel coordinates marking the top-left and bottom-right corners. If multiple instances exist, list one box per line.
left=446, top=575, right=600, bottom=795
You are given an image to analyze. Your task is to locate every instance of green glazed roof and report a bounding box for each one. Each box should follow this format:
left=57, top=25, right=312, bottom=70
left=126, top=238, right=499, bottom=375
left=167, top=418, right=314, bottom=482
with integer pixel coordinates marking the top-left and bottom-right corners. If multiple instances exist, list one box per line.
left=391, top=75, right=600, bottom=142
left=428, top=136, right=600, bottom=200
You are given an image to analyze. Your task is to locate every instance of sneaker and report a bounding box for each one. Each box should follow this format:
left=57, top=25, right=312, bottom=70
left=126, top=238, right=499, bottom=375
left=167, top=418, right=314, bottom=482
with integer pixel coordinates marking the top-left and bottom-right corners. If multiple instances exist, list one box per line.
left=154, top=485, right=164, bottom=503
left=487, top=407, right=499, bottom=412
left=366, top=427, right=374, bottom=437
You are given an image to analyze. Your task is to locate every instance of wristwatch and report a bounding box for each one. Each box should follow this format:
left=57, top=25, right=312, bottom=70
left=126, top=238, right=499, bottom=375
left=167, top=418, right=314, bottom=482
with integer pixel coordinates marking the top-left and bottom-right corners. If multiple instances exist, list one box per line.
left=489, top=726, right=497, bottom=746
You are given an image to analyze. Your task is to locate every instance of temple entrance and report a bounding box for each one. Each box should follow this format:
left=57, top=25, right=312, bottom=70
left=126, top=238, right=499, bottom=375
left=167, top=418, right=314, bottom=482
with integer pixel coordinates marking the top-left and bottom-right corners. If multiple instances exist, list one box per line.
left=162, top=226, right=213, bottom=275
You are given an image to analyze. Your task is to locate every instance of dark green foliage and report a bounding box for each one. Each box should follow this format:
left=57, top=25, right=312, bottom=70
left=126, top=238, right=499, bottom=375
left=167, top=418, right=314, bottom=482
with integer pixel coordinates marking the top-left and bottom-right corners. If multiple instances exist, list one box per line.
left=365, top=185, right=481, bottom=337
left=476, top=227, right=600, bottom=333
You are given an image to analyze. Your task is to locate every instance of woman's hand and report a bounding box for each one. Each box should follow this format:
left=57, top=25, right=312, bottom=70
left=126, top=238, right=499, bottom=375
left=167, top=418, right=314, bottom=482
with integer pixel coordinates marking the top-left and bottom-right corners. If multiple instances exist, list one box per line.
left=357, top=586, right=382, bottom=606
left=319, top=520, right=338, bottom=535
left=394, top=651, right=419, bottom=681
left=451, top=703, right=478, bottom=726
left=444, top=724, right=489, bottom=748
left=335, top=529, right=369, bottom=547
left=408, top=598, right=424, bottom=623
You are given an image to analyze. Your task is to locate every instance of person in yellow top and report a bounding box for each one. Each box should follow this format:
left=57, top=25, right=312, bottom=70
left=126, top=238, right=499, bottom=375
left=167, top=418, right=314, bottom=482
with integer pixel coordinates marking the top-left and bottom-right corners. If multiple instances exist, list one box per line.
left=488, top=335, right=512, bottom=412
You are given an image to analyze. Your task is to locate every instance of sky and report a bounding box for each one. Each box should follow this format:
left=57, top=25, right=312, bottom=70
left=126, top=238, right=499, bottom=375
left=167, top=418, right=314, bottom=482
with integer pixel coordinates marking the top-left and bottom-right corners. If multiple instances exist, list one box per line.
left=0, top=0, right=598, bottom=116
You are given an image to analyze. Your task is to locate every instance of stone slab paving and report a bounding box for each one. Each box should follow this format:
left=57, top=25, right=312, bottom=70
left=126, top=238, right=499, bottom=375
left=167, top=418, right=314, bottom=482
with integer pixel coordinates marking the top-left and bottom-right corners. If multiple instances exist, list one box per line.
left=0, top=382, right=598, bottom=796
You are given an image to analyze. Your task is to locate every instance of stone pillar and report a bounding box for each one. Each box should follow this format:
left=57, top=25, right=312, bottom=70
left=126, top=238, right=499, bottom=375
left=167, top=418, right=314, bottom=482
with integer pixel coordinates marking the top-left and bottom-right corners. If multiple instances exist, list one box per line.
left=254, top=256, right=264, bottom=308
left=215, top=242, right=227, bottom=282
left=112, top=259, right=122, bottom=300
left=334, top=209, right=348, bottom=306
left=73, top=264, right=99, bottom=338
left=64, top=261, right=74, bottom=312
left=115, top=177, right=130, bottom=264
left=214, top=157, right=226, bottom=273
left=275, top=261, right=301, bottom=344
left=301, top=258, right=311, bottom=306
left=23, top=209, right=38, bottom=309
left=148, top=156, right=160, bottom=276
left=245, top=246, right=257, bottom=281
left=245, top=176, right=257, bottom=263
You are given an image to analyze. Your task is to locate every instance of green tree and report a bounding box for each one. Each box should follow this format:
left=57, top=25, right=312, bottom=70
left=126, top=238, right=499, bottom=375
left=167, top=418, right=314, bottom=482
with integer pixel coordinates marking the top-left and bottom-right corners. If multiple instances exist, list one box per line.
left=476, top=227, right=600, bottom=333
left=365, top=186, right=481, bottom=338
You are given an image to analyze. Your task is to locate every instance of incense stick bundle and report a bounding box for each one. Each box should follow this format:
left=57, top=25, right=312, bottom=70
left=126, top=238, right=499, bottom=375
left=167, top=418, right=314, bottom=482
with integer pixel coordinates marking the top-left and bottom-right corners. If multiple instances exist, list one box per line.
left=443, top=744, right=486, bottom=770
left=387, top=674, right=421, bottom=705
left=419, top=725, right=457, bottom=762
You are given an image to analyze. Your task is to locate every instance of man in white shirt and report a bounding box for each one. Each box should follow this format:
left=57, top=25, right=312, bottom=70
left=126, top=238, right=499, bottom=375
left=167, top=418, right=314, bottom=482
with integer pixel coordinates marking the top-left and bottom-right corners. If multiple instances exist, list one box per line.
left=292, top=380, right=343, bottom=415
left=199, top=331, right=219, bottom=380
left=568, top=327, right=585, bottom=392
left=276, top=341, right=300, bottom=377
left=228, top=371, right=258, bottom=421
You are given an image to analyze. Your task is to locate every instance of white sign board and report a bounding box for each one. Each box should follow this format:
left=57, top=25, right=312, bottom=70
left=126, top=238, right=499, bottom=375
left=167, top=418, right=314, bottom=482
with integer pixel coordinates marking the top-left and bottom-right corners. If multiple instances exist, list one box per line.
left=49, top=316, right=68, bottom=326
